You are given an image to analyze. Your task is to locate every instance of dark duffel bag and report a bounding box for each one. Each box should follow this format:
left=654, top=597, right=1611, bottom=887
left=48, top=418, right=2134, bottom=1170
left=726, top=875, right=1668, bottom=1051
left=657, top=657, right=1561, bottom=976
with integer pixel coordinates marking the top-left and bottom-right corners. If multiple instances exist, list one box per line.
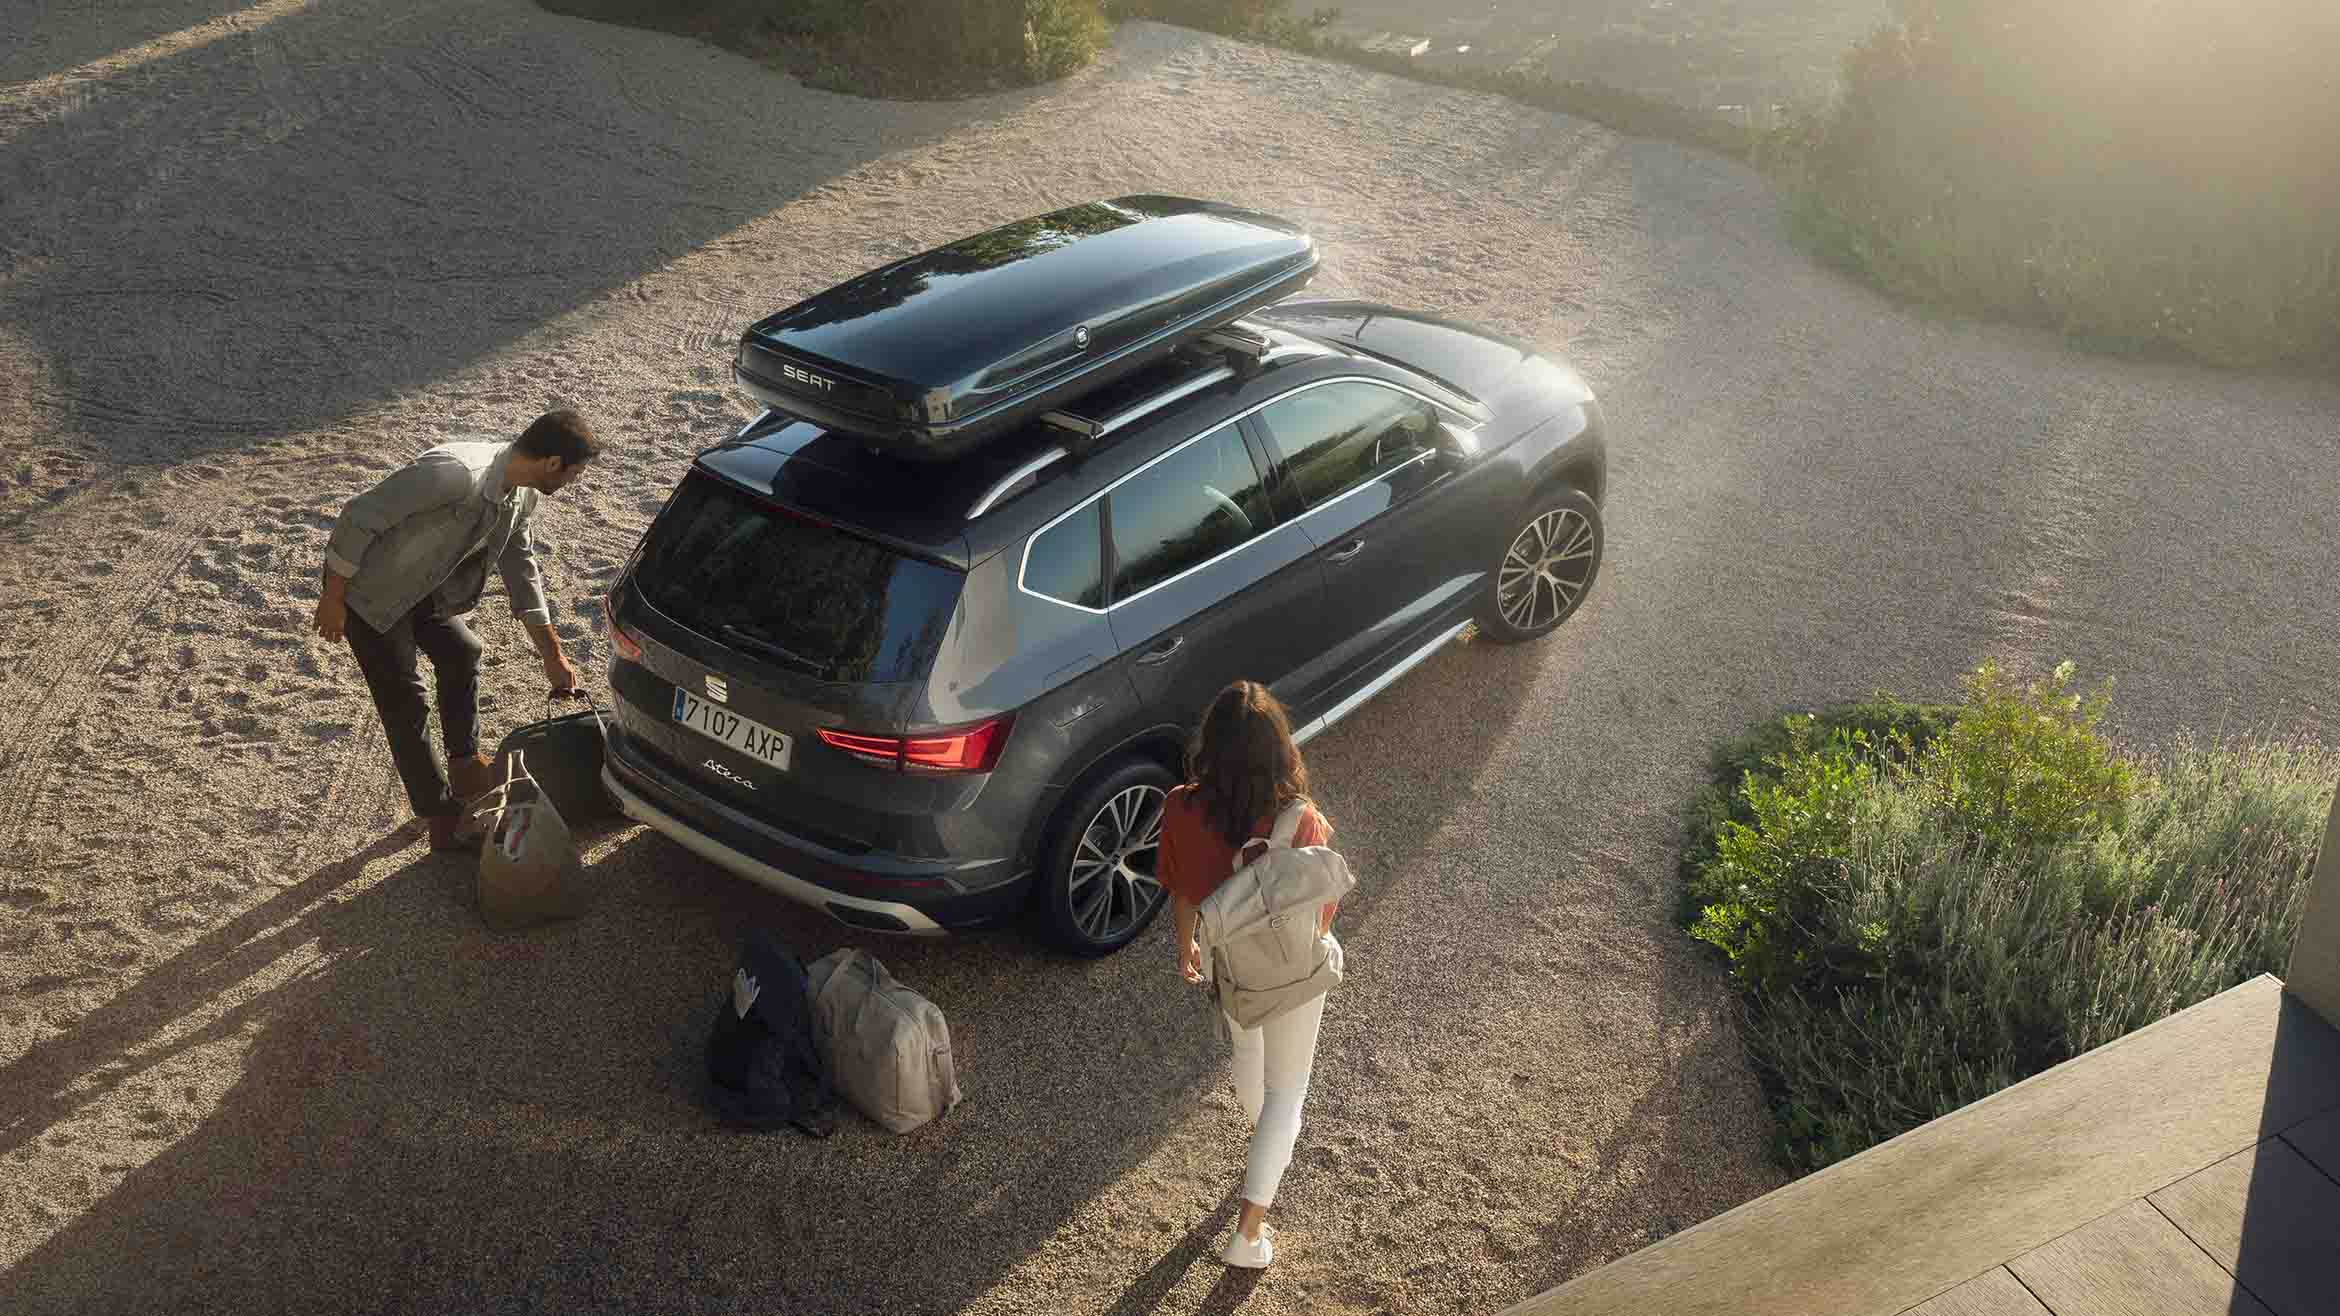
left=493, top=691, right=618, bottom=825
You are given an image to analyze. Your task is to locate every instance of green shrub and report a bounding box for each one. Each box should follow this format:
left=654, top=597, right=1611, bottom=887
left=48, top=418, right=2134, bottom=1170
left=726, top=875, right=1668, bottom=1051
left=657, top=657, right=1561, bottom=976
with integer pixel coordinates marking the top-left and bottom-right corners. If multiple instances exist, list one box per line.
left=1678, top=696, right=1955, bottom=926
left=544, top=1, right=1107, bottom=93
left=1681, top=661, right=2339, bottom=1172
left=1747, top=740, right=2331, bottom=1169
left=1916, top=659, right=2133, bottom=855
left=1687, top=719, right=1892, bottom=997
left=1767, top=0, right=2340, bottom=367
left=843, top=0, right=1106, bottom=84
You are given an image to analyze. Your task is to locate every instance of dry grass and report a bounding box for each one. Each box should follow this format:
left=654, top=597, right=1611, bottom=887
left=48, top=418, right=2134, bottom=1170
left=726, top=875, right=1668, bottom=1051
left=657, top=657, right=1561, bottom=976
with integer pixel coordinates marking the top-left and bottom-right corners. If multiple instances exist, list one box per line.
left=1764, top=0, right=2340, bottom=367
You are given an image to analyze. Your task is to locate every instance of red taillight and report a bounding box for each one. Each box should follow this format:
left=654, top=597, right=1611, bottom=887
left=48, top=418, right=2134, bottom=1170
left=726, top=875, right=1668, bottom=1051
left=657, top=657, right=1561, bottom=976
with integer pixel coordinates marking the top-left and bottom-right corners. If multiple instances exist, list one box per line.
left=603, top=593, right=643, bottom=663
left=816, top=717, right=1013, bottom=774
left=815, top=729, right=906, bottom=767
left=903, top=718, right=1012, bottom=773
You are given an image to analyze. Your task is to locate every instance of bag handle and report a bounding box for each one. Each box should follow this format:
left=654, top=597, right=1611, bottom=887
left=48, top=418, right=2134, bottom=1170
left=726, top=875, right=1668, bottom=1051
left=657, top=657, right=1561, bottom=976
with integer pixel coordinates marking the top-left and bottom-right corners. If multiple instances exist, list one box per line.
left=467, top=748, right=533, bottom=823
left=547, top=686, right=607, bottom=735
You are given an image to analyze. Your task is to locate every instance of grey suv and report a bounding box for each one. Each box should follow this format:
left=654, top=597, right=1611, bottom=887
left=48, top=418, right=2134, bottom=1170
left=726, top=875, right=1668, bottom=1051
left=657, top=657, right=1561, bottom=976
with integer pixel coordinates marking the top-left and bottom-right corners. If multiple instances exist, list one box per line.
left=600, top=199, right=1607, bottom=956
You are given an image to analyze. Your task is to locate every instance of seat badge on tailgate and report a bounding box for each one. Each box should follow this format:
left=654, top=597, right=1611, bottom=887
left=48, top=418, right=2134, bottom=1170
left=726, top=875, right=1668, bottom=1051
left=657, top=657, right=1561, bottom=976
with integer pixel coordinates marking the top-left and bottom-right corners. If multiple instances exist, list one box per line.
left=704, top=675, right=728, bottom=703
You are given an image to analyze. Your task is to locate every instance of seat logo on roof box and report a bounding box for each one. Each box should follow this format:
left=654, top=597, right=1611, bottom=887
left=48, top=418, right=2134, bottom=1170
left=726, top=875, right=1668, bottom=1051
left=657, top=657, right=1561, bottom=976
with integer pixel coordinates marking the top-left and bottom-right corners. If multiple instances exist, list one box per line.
left=780, top=362, right=834, bottom=393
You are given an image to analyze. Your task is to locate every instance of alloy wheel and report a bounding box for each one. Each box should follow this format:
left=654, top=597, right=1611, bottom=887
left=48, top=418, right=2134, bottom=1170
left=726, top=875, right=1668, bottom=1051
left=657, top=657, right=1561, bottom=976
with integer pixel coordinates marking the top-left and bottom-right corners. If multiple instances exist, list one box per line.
left=1496, top=507, right=1597, bottom=633
left=1064, top=783, right=1166, bottom=943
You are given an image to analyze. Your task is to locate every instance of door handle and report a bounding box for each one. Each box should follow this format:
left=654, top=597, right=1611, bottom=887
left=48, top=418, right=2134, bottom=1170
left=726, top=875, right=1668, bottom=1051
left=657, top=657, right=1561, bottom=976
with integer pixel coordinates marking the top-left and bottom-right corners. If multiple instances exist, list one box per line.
left=1136, top=636, right=1184, bottom=666
left=1326, top=539, right=1366, bottom=564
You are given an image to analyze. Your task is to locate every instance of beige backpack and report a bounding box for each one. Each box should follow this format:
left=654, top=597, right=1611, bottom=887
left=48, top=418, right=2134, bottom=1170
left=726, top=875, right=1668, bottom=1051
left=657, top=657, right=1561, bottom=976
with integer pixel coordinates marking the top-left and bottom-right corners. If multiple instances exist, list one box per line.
left=805, top=949, right=963, bottom=1134
left=1197, top=800, right=1357, bottom=1030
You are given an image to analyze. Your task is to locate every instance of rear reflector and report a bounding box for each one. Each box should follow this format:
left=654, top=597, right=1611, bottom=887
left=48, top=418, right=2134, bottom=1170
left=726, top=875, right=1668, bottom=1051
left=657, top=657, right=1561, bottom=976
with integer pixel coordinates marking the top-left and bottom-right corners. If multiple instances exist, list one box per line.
left=817, top=716, right=1013, bottom=774
left=604, top=593, right=643, bottom=662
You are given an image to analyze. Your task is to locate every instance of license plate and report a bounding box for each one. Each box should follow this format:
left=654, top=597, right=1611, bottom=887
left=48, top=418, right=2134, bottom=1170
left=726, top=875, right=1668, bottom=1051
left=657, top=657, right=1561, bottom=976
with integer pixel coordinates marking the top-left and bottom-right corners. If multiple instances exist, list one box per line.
left=671, top=688, right=792, bottom=772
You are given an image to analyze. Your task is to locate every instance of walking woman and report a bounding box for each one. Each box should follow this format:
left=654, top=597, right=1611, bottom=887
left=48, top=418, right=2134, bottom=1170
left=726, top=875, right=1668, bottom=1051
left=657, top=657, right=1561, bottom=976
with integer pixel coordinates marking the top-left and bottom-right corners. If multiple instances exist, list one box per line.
left=1160, top=679, right=1342, bottom=1269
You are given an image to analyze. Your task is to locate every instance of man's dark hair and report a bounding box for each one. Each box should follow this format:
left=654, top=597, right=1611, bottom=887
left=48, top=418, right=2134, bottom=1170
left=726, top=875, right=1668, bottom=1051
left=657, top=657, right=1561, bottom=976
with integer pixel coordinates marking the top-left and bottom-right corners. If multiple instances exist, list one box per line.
left=515, top=409, right=601, bottom=466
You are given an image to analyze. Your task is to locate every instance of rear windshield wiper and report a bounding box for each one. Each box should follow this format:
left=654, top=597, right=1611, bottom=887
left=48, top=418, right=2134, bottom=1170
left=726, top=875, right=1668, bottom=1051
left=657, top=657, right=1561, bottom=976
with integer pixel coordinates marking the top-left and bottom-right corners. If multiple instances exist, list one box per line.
left=720, top=624, right=821, bottom=674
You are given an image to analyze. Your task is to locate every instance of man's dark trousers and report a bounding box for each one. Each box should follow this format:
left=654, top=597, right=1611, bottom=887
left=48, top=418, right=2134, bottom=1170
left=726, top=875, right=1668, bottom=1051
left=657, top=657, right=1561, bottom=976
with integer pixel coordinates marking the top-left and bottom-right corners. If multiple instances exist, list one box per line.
left=345, top=599, right=483, bottom=820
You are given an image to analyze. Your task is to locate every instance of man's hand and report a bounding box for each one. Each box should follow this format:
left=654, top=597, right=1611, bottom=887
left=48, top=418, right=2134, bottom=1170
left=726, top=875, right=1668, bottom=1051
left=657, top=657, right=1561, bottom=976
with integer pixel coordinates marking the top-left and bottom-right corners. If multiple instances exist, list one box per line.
left=1180, top=937, right=1204, bottom=985
left=314, top=571, right=350, bottom=643
left=544, top=651, right=581, bottom=695
left=526, top=619, right=580, bottom=694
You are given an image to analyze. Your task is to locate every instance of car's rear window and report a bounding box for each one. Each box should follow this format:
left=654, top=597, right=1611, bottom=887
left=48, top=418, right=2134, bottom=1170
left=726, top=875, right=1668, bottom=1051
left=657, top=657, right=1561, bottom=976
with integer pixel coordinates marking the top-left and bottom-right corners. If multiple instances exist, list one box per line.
left=633, top=473, right=963, bottom=685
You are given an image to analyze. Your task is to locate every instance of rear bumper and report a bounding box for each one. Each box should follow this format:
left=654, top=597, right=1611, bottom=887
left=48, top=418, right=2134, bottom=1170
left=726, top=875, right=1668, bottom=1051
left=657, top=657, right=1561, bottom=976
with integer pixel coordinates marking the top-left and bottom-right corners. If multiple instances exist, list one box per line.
left=605, top=765, right=943, bottom=935
left=601, top=742, right=1035, bottom=934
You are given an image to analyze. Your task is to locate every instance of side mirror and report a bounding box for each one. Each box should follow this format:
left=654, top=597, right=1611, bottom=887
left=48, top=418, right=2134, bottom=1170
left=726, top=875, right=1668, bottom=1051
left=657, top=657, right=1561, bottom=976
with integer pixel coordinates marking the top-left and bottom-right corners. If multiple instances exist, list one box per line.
left=1436, top=421, right=1481, bottom=457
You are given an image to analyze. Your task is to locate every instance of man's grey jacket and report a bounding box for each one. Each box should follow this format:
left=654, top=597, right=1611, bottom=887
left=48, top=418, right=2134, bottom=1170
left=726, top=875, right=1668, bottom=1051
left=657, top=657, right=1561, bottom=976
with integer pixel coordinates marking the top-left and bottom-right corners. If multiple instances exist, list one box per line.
left=324, top=439, right=551, bottom=633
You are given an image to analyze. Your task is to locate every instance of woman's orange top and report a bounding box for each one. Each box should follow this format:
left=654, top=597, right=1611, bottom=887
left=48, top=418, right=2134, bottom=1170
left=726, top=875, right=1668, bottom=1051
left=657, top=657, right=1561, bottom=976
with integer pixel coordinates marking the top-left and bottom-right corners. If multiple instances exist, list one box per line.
left=1158, top=784, right=1333, bottom=908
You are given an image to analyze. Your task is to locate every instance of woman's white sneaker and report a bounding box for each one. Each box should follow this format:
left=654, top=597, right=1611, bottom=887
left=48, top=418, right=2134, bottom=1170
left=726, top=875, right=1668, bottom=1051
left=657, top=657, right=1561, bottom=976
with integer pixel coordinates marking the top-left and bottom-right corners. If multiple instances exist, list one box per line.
left=1223, top=1224, right=1274, bottom=1269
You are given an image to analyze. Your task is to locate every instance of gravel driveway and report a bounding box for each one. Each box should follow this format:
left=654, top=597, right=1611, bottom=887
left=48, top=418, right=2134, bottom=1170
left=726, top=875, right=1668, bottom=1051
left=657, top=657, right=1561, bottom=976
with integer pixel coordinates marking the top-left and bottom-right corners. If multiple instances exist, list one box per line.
left=4, top=5, right=2336, bottom=1315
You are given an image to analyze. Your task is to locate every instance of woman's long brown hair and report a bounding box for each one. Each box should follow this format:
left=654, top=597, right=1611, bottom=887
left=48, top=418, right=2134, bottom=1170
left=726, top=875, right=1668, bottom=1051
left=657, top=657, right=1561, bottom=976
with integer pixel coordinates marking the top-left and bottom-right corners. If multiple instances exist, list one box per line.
left=1188, top=680, right=1311, bottom=848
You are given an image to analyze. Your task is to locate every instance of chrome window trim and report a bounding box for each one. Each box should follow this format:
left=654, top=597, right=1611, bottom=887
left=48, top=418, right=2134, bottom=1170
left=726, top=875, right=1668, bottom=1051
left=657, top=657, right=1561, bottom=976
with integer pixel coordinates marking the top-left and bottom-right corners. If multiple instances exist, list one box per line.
left=967, top=366, right=1238, bottom=522
left=1015, top=376, right=1478, bottom=614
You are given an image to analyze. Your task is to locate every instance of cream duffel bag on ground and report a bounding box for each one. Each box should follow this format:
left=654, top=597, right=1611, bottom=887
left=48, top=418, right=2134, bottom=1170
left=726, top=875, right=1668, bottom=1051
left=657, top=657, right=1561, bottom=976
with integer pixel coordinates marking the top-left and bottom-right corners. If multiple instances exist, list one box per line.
left=467, top=749, right=592, bottom=931
left=805, top=949, right=963, bottom=1134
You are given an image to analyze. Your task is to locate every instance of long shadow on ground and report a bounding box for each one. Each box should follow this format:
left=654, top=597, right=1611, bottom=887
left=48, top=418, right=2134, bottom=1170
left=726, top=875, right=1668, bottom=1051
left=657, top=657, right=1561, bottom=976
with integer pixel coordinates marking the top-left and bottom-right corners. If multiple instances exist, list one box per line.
left=0, top=622, right=1556, bottom=1316
left=0, top=0, right=1025, bottom=467
left=0, top=818, right=1215, bottom=1315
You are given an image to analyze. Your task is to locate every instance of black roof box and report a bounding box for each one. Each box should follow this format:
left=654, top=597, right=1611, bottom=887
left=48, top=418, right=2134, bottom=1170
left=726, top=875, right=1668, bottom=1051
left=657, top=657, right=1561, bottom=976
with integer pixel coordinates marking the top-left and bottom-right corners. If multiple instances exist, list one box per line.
left=731, top=195, right=1318, bottom=462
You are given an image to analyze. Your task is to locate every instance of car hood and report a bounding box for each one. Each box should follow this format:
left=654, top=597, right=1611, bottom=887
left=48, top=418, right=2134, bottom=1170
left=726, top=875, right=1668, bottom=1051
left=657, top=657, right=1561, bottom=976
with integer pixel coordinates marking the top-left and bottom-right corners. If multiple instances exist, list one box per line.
left=1253, top=300, right=1592, bottom=427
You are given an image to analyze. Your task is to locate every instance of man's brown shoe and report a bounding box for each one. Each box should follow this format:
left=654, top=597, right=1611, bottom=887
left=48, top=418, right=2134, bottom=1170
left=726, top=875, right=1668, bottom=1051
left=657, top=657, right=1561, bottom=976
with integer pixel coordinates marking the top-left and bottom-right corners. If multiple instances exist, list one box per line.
left=448, top=751, right=500, bottom=804
left=429, top=811, right=483, bottom=853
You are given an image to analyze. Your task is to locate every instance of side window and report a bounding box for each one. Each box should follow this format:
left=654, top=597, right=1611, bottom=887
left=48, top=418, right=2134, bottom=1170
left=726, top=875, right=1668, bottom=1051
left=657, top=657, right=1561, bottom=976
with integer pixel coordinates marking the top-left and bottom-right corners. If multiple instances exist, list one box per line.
left=1025, top=500, right=1104, bottom=609
left=1107, top=423, right=1272, bottom=601
left=1255, top=382, right=1438, bottom=510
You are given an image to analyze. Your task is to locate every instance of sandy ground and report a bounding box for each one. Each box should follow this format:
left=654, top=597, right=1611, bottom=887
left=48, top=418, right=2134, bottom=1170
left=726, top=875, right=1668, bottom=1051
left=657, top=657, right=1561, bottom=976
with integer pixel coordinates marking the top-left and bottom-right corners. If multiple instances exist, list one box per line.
left=1320, top=0, right=1892, bottom=109
left=3, top=4, right=2338, bottom=1315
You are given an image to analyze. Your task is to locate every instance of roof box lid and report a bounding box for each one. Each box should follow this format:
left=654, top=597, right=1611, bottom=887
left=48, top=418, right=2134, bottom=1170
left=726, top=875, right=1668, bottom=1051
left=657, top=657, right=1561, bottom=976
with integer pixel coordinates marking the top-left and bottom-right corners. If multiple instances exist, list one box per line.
left=733, top=195, right=1317, bottom=460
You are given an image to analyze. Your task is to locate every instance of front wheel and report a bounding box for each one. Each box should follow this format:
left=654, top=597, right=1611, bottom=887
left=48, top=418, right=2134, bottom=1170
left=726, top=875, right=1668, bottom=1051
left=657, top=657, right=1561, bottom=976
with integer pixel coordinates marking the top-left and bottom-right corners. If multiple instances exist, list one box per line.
left=1039, top=758, right=1176, bottom=956
left=1479, top=487, right=1603, bottom=644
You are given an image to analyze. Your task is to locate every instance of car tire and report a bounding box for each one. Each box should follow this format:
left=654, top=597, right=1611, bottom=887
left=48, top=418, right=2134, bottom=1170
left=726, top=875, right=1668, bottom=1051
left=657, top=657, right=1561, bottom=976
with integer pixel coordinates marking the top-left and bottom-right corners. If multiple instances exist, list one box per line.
left=1478, top=486, right=1603, bottom=644
left=1039, top=757, right=1178, bottom=957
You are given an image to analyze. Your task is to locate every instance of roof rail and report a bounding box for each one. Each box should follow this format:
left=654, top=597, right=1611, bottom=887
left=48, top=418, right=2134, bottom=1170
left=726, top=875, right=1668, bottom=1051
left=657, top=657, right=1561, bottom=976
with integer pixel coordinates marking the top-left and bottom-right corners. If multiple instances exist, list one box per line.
left=965, top=449, right=1069, bottom=519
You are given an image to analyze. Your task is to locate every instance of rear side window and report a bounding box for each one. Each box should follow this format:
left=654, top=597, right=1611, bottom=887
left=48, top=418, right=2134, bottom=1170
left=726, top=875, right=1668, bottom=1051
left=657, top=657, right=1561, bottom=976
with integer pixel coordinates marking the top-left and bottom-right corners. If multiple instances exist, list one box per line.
left=1255, top=381, right=1438, bottom=510
left=1024, top=501, right=1104, bottom=609
left=633, top=474, right=962, bottom=684
left=1107, top=422, right=1271, bottom=600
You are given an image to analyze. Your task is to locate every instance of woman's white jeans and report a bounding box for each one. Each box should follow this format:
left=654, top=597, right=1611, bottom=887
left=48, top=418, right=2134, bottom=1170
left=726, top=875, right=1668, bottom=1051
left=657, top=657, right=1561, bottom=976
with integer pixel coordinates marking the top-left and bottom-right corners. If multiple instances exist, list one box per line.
left=1227, top=991, right=1327, bottom=1207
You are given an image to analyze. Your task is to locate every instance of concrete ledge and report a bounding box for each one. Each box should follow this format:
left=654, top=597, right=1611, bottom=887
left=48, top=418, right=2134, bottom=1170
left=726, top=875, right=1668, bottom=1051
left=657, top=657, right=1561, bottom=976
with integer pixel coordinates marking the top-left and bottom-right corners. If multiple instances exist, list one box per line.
left=1500, top=975, right=2340, bottom=1316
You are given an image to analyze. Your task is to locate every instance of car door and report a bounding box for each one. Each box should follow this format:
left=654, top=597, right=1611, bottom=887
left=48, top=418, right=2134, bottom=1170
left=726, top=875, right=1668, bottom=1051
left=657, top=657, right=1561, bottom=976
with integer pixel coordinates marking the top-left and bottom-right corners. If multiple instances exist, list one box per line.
left=1102, top=418, right=1327, bottom=729
left=1250, top=379, right=1487, bottom=717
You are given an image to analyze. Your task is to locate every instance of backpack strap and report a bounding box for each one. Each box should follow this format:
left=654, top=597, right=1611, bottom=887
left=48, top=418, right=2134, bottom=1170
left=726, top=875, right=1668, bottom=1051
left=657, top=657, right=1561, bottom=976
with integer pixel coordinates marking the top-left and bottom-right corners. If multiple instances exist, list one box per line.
left=1231, top=799, right=1313, bottom=870
left=1268, top=799, right=1310, bottom=849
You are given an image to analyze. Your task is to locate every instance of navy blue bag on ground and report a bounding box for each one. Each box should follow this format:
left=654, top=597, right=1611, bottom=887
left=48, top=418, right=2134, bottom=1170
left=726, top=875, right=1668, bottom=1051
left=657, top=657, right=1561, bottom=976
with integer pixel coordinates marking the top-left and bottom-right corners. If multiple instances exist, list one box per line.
left=492, top=691, right=617, bottom=825
left=704, top=930, right=837, bottom=1138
